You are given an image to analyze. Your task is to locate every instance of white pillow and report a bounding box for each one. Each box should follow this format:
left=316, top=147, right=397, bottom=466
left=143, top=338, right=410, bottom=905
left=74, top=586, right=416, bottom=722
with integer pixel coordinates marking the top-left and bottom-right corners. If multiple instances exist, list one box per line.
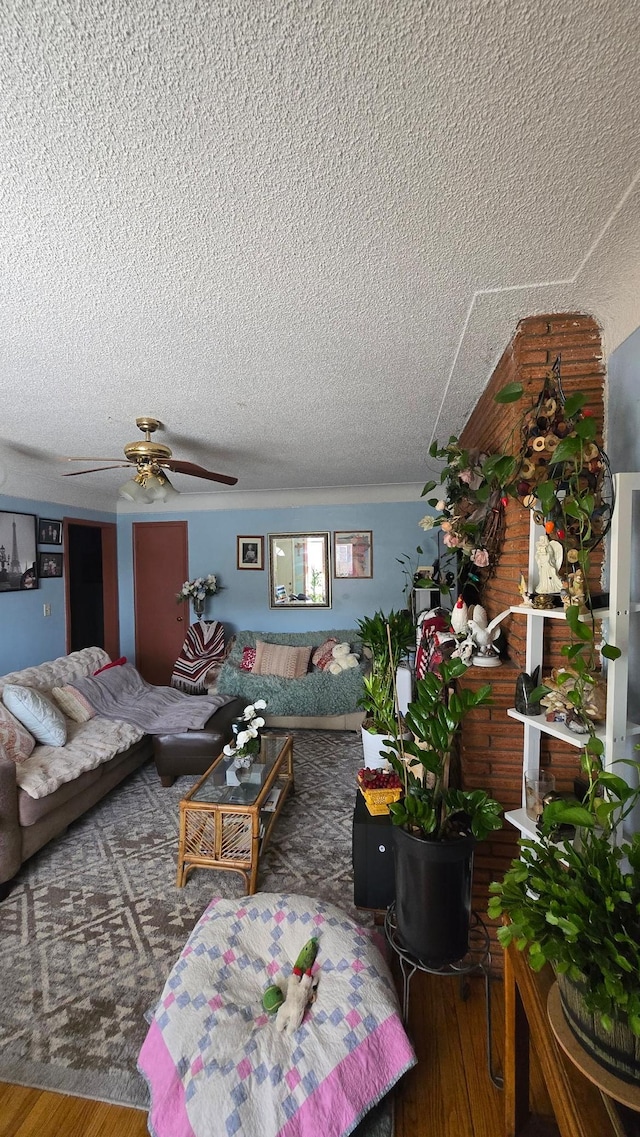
left=2, top=685, right=67, bottom=747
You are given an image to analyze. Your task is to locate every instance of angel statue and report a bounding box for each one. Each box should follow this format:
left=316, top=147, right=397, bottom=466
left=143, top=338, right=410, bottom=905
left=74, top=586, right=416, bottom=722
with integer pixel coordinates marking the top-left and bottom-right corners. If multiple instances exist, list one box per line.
left=534, top=536, right=564, bottom=594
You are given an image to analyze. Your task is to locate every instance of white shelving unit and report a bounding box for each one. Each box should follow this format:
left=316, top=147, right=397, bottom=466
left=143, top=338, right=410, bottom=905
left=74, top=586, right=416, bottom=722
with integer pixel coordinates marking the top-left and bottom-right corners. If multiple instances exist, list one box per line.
left=505, top=472, right=640, bottom=840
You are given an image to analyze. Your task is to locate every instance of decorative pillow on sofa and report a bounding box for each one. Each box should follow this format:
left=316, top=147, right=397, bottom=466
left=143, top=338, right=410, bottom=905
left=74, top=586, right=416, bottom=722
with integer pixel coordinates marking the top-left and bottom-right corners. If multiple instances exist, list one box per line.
left=240, top=646, right=257, bottom=672
left=51, top=684, right=96, bottom=724
left=311, top=637, right=338, bottom=670
left=0, top=703, right=36, bottom=764
left=252, top=640, right=312, bottom=679
left=2, top=685, right=67, bottom=747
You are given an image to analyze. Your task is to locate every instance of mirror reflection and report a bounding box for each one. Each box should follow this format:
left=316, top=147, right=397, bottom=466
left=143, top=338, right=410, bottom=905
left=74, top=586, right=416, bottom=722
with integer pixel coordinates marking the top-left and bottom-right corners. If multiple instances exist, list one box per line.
left=268, top=533, right=331, bottom=608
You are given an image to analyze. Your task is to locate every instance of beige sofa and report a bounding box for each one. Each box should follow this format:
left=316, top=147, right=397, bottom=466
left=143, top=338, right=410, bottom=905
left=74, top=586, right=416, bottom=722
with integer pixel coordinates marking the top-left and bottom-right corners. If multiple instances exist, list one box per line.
left=0, top=646, right=153, bottom=898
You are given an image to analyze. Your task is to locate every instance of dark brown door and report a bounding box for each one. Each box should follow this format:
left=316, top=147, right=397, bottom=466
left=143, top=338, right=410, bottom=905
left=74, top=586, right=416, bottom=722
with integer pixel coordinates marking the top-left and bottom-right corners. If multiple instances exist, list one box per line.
left=133, top=520, right=189, bottom=685
left=64, top=518, right=120, bottom=660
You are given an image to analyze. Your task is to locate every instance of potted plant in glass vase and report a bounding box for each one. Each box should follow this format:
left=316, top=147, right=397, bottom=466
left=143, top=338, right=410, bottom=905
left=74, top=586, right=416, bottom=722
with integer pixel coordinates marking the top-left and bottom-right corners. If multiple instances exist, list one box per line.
left=356, top=609, right=415, bottom=769
left=383, top=656, right=502, bottom=965
left=223, top=701, right=267, bottom=786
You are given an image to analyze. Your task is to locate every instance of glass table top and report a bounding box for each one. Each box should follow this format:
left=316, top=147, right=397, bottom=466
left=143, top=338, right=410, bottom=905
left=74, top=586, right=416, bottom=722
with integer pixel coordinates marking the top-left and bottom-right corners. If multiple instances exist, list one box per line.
left=189, top=734, right=287, bottom=806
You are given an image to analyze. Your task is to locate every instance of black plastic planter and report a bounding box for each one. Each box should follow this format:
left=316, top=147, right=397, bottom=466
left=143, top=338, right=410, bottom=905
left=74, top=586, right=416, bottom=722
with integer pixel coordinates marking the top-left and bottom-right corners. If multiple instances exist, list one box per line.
left=392, top=826, right=475, bottom=965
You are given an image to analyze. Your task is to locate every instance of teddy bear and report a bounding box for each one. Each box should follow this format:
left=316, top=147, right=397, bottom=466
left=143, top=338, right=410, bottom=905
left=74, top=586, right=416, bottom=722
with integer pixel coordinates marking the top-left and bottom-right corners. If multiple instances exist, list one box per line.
left=327, top=642, right=360, bottom=675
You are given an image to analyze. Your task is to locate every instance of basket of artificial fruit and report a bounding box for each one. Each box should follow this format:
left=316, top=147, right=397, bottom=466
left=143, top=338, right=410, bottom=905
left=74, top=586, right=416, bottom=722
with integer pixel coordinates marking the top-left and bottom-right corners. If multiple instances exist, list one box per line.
left=357, top=767, right=403, bottom=815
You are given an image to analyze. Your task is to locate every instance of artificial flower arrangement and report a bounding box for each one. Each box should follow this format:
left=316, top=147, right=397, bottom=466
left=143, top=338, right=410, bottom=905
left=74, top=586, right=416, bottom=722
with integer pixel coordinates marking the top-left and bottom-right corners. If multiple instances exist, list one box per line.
left=176, top=574, right=218, bottom=603
left=223, top=700, right=267, bottom=762
left=419, top=439, right=517, bottom=583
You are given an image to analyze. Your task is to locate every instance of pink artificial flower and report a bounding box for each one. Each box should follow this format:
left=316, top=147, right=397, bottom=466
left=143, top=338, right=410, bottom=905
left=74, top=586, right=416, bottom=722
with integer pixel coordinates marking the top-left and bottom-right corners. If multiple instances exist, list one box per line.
left=471, top=548, right=490, bottom=567
left=459, top=469, right=483, bottom=491
left=443, top=532, right=462, bottom=548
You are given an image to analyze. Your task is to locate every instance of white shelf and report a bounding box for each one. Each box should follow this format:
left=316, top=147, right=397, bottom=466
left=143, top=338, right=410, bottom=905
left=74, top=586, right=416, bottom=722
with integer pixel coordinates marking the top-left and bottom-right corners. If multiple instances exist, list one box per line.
left=506, top=474, right=640, bottom=840
left=506, top=708, right=605, bottom=748
left=509, top=602, right=640, bottom=621
left=504, top=808, right=538, bottom=839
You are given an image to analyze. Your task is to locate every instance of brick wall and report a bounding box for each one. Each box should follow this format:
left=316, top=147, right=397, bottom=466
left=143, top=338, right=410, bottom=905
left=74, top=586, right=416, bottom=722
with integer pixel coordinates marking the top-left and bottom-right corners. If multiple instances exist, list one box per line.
left=456, top=314, right=606, bottom=972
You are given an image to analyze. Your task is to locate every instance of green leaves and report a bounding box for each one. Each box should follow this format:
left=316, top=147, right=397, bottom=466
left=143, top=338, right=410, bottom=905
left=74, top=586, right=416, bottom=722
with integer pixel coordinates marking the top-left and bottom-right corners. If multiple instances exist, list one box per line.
left=490, top=755, right=640, bottom=1037
left=494, top=382, right=524, bottom=403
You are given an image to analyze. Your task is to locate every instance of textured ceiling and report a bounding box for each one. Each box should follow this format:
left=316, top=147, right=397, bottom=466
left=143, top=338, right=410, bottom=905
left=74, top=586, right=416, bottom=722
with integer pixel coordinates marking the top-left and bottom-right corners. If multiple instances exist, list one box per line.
left=1, top=0, right=639, bottom=511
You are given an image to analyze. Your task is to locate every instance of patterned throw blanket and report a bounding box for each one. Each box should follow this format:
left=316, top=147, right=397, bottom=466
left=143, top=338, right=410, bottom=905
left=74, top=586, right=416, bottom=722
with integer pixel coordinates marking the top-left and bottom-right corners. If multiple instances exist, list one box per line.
left=73, top=662, right=233, bottom=733
left=138, top=892, right=415, bottom=1137
left=171, top=620, right=226, bottom=694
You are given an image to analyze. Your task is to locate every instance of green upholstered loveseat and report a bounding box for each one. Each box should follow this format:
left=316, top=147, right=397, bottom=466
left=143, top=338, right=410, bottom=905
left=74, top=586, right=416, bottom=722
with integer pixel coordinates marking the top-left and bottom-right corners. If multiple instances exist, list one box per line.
left=216, top=629, right=367, bottom=730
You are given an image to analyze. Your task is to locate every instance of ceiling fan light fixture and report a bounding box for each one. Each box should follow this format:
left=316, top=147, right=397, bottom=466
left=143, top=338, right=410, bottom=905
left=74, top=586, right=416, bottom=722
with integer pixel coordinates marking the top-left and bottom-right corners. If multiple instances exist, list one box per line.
left=144, top=469, right=178, bottom=502
left=118, top=464, right=179, bottom=504
left=119, top=477, right=151, bottom=503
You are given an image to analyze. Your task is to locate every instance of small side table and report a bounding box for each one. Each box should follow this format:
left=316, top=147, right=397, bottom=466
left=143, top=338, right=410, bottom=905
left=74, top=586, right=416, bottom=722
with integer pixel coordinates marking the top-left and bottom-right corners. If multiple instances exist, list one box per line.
left=384, top=902, right=503, bottom=1089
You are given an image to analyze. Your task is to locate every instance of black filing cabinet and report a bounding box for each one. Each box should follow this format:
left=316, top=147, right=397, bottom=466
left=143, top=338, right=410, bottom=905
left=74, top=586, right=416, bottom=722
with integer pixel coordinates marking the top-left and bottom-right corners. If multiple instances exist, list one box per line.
left=352, top=792, right=396, bottom=911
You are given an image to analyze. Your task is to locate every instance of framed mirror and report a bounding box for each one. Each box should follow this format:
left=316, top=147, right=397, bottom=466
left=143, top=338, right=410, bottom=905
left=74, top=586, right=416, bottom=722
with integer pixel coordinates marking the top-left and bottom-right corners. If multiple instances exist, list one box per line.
left=268, top=533, right=332, bottom=608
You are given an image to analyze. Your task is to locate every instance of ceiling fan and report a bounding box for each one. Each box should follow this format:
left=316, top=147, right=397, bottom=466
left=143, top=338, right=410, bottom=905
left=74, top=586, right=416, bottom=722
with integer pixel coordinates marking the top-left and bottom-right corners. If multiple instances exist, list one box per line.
left=62, top=416, right=238, bottom=501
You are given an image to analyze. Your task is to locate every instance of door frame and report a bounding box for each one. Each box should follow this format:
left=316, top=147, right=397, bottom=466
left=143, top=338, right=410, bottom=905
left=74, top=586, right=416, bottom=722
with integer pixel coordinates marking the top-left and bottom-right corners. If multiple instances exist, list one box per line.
left=63, top=518, right=120, bottom=660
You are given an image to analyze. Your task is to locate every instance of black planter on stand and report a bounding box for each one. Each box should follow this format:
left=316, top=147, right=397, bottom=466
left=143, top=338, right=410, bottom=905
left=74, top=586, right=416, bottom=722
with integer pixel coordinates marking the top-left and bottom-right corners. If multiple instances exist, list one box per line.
left=392, top=826, right=475, bottom=965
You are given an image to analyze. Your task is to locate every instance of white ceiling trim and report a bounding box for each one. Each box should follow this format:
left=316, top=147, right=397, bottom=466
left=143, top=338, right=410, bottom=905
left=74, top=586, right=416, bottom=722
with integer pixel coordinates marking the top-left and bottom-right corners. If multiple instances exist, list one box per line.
left=116, top=482, right=427, bottom=514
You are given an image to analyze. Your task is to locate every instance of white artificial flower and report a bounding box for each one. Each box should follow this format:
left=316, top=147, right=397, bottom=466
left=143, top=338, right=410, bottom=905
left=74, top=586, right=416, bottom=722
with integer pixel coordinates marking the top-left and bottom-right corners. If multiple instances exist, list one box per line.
left=253, top=716, right=265, bottom=729
left=436, top=500, right=446, bottom=511
left=223, top=743, right=235, bottom=756
left=254, top=699, right=267, bottom=710
left=245, top=725, right=259, bottom=738
left=236, top=730, right=251, bottom=748
left=419, top=515, right=435, bottom=531
left=197, top=591, right=206, bottom=600
left=243, top=704, right=255, bottom=719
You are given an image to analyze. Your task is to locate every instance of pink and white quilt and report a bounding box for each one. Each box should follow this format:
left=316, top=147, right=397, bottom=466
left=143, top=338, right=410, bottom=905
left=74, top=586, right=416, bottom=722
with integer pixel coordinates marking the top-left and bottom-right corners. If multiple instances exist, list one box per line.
left=138, top=892, right=416, bottom=1137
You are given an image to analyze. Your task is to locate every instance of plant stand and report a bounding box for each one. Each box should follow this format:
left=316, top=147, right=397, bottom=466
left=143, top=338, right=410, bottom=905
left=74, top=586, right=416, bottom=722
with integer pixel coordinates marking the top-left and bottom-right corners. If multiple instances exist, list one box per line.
left=384, top=903, right=503, bottom=1090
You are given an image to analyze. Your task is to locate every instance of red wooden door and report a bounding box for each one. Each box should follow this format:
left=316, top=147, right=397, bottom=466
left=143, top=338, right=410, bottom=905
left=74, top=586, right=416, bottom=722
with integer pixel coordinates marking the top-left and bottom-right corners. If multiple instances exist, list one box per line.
left=133, top=520, right=188, bottom=685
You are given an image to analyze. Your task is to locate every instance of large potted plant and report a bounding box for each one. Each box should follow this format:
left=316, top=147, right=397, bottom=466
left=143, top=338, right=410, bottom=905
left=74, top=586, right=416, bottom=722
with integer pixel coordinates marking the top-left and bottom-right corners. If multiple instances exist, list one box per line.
left=356, top=609, right=415, bottom=768
left=488, top=751, right=640, bottom=1084
left=383, top=656, right=502, bottom=964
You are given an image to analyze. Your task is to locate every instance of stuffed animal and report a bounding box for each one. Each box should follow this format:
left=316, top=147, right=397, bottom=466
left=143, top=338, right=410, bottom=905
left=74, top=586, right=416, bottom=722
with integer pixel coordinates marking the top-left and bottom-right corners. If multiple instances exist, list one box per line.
left=327, top=642, right=360, bottom=675
left=275, top=936, right=319, bottom=1035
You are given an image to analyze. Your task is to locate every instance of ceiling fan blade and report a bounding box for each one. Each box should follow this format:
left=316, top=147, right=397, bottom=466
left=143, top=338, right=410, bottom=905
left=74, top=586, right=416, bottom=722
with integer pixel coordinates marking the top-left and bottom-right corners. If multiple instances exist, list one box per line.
left=57, top=456, right=125, bottom=463
left=63, top=465, right=130, bottom=477
left=160, top=459, right=238, bottom=486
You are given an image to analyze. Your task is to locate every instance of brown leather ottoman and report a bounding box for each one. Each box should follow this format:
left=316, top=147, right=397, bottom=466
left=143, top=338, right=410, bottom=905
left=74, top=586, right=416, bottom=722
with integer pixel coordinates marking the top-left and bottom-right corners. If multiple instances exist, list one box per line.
left=153, top=697, right=247, bottom=786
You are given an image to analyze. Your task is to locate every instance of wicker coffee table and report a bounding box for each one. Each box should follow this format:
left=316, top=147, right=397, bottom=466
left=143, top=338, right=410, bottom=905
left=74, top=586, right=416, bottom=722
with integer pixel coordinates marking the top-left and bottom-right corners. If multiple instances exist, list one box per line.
left=176, top=733, right=294, bottom=893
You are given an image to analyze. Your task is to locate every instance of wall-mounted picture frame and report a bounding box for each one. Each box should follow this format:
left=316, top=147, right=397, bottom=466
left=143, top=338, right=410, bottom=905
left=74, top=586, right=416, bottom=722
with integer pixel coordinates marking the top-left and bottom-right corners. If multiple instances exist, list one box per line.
left=38, top=552, right=63, bottom=579
left=334, top=530, right=373, bottom=578
left=237, top=535, right=264, bottom=570
left=0, top=510, right=38, bottom=592
left=38, top=518, right=62, bottom=545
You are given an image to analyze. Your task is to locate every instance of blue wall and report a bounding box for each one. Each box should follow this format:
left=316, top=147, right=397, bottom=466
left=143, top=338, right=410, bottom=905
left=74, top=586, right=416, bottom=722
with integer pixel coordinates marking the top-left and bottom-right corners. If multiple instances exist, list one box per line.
left=0, top=491, right=436, bottom=674
left=0, top=494, right=116, bottom=673
left=117, top=500, right=437, bottom=660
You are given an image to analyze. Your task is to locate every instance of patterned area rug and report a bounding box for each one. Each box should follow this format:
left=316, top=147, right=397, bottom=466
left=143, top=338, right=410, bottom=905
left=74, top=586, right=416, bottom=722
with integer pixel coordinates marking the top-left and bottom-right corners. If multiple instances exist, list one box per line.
left=0, top=730, right=394, bottom=1134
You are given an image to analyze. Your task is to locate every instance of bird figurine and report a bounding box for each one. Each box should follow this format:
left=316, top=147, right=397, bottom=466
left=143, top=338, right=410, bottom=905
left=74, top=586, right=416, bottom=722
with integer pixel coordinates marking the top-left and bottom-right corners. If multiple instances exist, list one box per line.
left=450, top=595, right=469, bottom=636
left=467, top=604, right=509, bottom=666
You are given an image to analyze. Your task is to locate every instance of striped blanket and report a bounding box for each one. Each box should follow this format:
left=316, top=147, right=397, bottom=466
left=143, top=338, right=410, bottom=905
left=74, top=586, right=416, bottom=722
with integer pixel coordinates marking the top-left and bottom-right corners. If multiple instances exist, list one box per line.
left=170, top=620, right=226, bottom=694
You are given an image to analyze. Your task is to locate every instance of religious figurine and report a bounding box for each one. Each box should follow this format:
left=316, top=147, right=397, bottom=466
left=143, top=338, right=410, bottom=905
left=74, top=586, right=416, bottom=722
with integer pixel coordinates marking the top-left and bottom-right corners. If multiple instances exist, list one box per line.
left=517, top=572, right=533, bottom=606
left=534, top=535, right=564, bottom=594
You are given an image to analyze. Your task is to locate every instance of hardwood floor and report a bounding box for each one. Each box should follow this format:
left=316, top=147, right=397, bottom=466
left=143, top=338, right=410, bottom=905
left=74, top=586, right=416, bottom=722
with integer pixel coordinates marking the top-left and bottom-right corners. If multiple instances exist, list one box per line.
left=0, top=971, right=557, bottom=1137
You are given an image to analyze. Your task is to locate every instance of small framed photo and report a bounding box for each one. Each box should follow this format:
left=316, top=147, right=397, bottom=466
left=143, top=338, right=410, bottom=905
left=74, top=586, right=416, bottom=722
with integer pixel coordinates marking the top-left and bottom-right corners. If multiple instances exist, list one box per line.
left=334, top=530, right=373, bottom=578
left=237, top=536, right=264, bottom=570
left=38, top=518, right=62, bottom=545
left=38, top=552, right=63, bottom=578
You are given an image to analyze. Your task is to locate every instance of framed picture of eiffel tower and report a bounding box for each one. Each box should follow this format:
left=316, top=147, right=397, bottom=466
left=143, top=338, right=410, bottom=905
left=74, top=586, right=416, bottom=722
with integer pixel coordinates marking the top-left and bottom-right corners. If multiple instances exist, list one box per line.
left=0, top=511, right=38, bottom=592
